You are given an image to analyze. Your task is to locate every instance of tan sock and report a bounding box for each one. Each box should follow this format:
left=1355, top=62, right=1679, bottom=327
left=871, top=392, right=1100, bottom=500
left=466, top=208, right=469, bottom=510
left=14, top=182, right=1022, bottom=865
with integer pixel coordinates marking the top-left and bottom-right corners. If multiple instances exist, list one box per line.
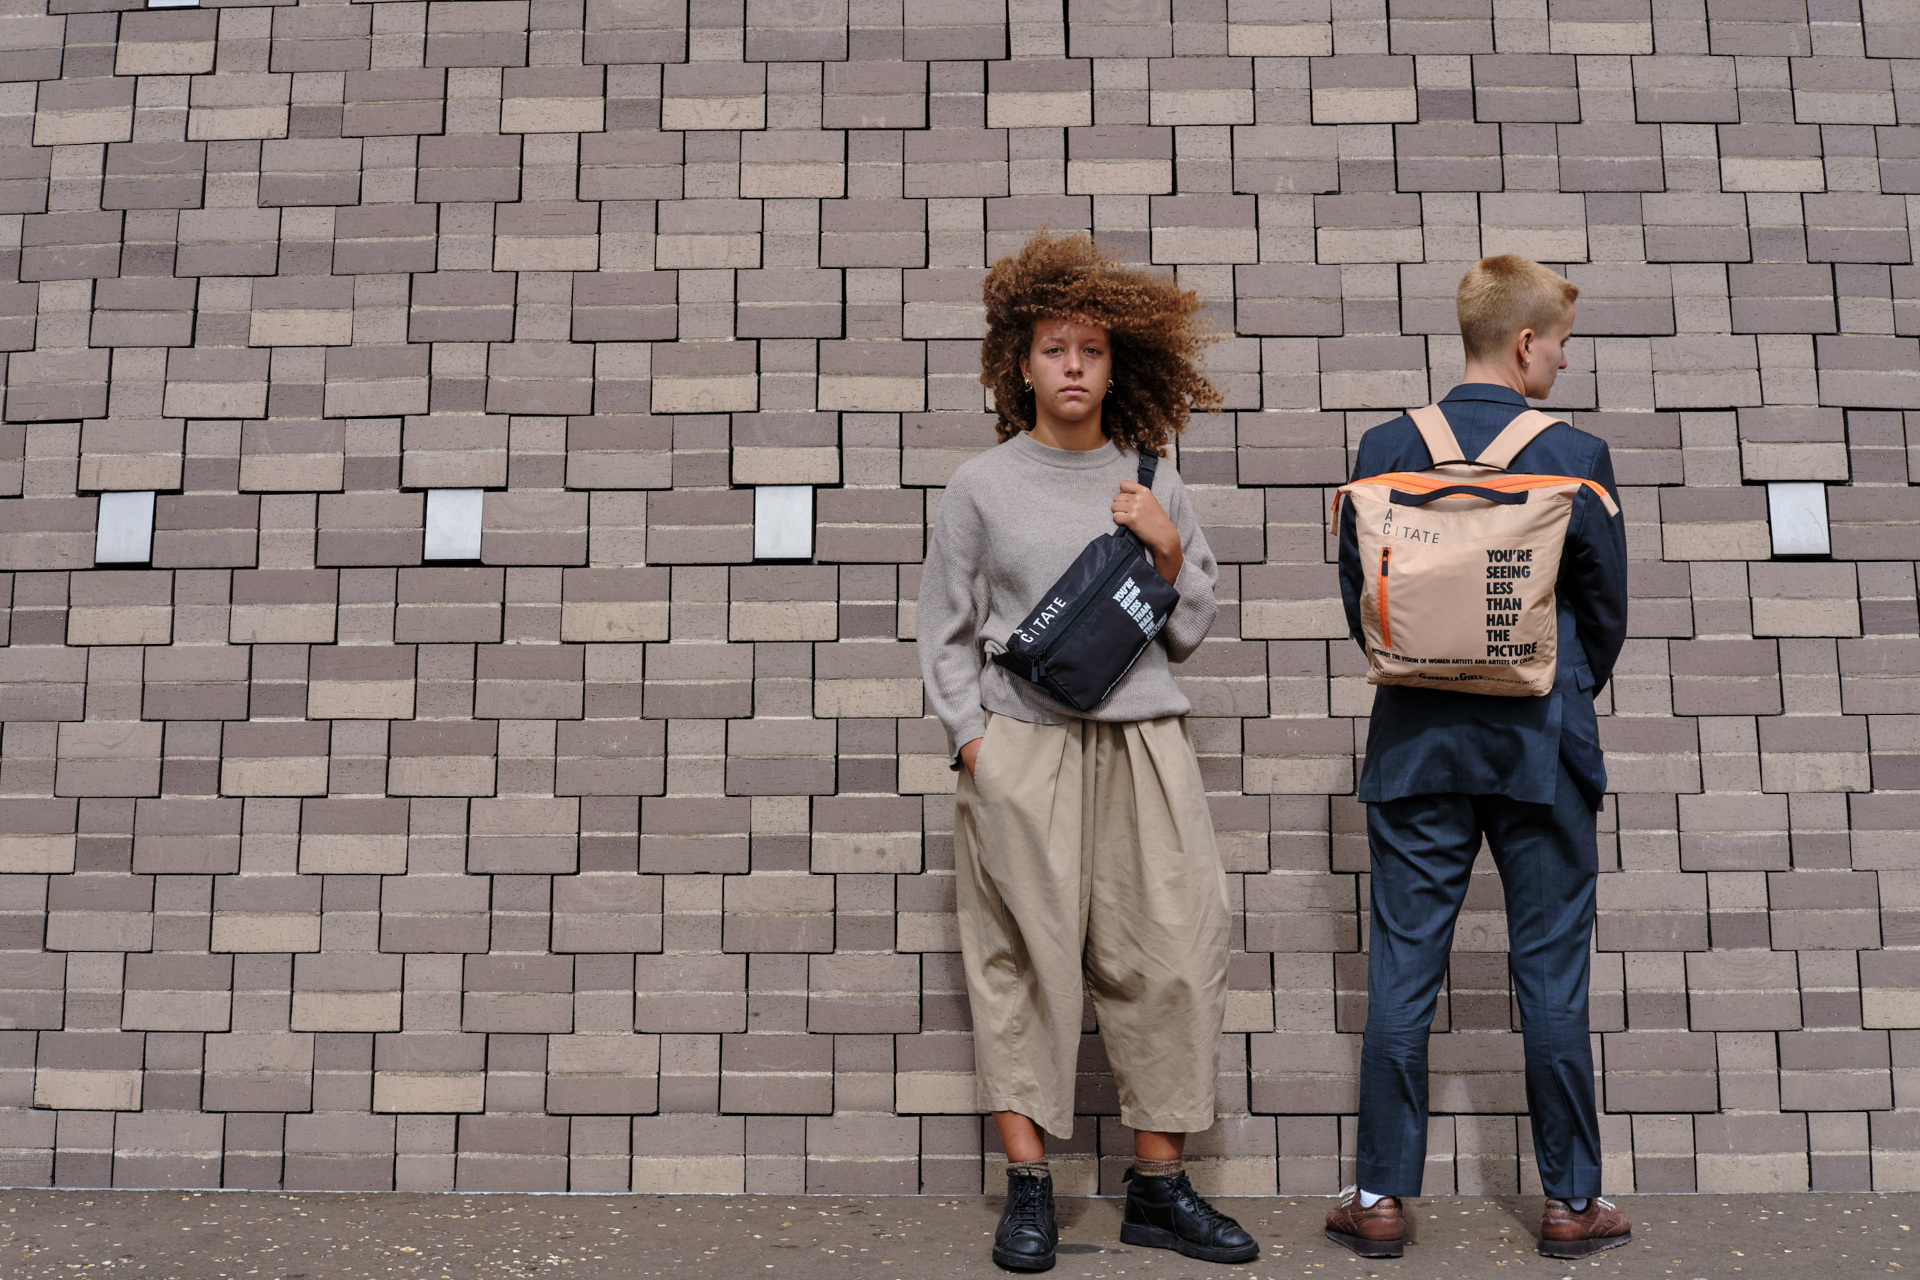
left=1133, top=1157, right=1182, bottom=1178
left=1006, top=1159, right=1050, bottom=1179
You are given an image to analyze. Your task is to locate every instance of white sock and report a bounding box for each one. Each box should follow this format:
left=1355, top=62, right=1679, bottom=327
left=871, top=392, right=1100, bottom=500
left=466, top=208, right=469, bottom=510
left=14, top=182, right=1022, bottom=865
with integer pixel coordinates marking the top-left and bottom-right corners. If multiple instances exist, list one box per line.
left=1566, top=1198, right=1589, bottom=1212
left=1357, top=1189, right=1385, bottom=1208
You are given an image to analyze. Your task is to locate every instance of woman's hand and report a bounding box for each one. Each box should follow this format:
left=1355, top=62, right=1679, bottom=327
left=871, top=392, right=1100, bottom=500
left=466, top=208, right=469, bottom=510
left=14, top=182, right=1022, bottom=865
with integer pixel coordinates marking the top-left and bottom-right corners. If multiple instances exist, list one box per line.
left=959, top=737, right=983, bottom=776
left=1113, top=481, right=1183, bottom=585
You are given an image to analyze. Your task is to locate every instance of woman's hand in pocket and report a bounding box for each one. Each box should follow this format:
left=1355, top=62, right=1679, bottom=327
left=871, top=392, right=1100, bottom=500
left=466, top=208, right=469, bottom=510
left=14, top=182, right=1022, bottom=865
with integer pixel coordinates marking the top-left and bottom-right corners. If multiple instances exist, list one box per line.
left=959, top=736, right=984, bottom=776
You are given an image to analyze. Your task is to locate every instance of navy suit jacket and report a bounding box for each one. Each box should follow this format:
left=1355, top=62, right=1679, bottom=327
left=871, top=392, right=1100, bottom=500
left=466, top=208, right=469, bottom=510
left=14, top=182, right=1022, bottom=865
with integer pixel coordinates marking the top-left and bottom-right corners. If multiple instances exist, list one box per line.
left=1338, top=384, right=1630, bottom=810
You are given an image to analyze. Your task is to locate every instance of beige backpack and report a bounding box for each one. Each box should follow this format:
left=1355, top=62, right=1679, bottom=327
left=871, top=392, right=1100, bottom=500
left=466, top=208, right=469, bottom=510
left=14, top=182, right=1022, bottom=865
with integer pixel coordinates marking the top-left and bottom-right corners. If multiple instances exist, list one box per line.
left=1332, top=404, right=1621, bottom=697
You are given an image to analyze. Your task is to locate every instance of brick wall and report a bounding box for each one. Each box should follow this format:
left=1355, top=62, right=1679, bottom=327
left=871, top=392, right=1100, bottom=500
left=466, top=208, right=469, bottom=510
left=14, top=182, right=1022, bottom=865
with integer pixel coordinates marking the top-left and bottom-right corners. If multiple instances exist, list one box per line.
left=0, top=0, right=1917, bottom=1197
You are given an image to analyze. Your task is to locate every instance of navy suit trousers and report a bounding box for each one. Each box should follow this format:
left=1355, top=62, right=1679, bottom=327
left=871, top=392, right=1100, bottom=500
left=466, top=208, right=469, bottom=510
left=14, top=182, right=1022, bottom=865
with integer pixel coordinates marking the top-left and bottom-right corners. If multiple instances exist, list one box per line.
left=1356, top=766, right=1601, bottom=1200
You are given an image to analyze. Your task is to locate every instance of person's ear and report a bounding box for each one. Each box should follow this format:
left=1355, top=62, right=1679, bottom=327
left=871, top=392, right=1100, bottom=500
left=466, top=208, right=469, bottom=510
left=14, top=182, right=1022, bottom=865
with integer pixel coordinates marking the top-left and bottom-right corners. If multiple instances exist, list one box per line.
left=1517, top=328, right=1534, bottom=368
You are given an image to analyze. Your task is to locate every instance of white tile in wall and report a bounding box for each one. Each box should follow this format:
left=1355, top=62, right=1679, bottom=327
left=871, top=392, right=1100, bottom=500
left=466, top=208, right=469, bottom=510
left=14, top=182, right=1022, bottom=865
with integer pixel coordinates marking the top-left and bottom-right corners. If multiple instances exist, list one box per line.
left=754, top=485, right=814, bottom=560
left=424, top=489, right=485, bottom=561
left=1768, top=481, right=1830, bottom=557
left=95, top=491, right=155, bottom=564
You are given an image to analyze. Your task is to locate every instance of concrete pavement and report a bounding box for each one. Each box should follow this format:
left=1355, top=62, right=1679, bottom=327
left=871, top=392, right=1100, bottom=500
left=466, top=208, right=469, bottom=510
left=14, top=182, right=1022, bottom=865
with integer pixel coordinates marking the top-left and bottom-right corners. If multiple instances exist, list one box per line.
left=3, top=1188, right=1912, bottom=1280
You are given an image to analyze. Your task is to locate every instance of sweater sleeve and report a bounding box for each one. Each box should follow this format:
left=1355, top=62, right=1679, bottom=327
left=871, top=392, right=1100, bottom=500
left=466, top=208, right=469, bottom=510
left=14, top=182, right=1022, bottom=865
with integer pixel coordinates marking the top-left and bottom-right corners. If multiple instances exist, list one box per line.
left=1159, top=472, right=1219, bottom=664
left=916, top=480, right=991, bottom=762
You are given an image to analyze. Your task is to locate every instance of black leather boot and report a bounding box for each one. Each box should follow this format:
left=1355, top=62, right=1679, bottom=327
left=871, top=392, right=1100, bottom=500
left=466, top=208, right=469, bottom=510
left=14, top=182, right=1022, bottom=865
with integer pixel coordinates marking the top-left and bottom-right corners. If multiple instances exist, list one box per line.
left=992, top=1169, right=1058, bottom=1272
left=1119, top=1167, right=1259, bottom=1264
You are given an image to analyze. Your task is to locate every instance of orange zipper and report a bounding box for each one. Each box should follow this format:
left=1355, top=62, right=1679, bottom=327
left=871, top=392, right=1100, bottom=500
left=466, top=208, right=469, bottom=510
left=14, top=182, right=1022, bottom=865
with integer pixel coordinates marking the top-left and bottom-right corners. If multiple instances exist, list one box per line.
left=1377, top=546, right=1392, bottom=649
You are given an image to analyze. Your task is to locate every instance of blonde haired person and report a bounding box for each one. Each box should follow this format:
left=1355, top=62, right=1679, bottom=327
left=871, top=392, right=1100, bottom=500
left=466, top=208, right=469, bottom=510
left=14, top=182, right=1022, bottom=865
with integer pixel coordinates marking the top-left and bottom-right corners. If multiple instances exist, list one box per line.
left=916, top=231, right=1258, bottom=1271
left=1324, top=255, right=1632, bottom=1262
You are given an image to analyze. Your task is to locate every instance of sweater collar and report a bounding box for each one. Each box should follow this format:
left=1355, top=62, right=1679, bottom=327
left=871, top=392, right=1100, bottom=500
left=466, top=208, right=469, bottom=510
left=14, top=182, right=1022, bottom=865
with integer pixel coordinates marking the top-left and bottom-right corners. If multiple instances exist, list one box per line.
left=1010, top=429, right=1126, bottom=470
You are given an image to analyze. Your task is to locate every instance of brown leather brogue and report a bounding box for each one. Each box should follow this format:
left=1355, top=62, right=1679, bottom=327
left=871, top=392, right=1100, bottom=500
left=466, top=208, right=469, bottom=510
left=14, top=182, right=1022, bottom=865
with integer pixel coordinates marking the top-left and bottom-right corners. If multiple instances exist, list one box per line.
left=1324, top=1189, right=1405, bottom=1259
left=1539, top=1197, right=1632, bottom=1259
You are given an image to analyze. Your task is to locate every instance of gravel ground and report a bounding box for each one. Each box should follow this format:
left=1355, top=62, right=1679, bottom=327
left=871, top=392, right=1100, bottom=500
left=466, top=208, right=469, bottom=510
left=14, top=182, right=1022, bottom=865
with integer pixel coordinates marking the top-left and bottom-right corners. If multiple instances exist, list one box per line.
left=3, top=1188, right=1914, bottom=1280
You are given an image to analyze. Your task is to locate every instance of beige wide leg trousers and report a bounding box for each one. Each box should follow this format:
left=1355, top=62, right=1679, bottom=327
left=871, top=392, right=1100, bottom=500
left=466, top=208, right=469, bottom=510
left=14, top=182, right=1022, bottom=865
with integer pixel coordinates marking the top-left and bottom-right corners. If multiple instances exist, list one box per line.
left=953, top=711, right=1230, bottom=1140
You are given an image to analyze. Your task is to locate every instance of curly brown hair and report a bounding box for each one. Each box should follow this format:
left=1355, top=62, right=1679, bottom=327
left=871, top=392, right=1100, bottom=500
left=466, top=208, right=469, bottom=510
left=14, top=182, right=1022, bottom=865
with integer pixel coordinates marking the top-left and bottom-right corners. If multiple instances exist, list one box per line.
left=980, top=230, right=1221, bottom=453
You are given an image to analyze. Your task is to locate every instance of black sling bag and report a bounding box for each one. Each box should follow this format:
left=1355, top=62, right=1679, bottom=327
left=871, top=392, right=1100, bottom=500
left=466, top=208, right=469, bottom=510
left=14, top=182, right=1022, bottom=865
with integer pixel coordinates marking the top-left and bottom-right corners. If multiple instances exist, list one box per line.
left=991, top=448, right=1182, bottom=713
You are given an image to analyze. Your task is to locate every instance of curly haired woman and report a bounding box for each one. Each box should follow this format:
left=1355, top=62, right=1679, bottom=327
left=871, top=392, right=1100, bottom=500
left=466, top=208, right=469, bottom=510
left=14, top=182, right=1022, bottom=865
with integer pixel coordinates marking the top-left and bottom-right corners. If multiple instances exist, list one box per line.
left=917, top=231, right=1258, bottom=1271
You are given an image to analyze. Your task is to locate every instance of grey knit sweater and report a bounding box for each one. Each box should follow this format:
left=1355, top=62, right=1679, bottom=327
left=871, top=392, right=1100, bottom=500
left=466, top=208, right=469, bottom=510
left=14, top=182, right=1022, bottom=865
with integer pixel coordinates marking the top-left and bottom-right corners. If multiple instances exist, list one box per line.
left=917, top=430, right=1220, bottom=760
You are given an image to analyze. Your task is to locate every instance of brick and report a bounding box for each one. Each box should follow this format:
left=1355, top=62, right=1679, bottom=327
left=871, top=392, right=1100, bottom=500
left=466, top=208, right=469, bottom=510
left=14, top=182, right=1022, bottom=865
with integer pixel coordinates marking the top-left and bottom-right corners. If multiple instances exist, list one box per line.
left=426, top=0, right=530, bottom=67
left=1768, top=869, right=1880, bottom=949
left=1309, top=55, right=1414, bottom=123
left=230, top=570, right=338, bottom=644
left=635, top=953, right=747, bottom=1032
left=284, top=1114, right=395, bottom=1191
left=153, top=494, right=260, bottom=570
left=57, top=721, right=163, bottom=798
left=1779, top=1030, right=1892, bottom=1112
left=380, top=874, right=491, bottom=953
left=45, top=875, right=153, bottom=953
left=824, top=61, right=927, bottom=129
left=210, top=875, right=321, bottom=953
left=92, top=279, right=193, bottom=351
left=463, top=954, right=573, bottom=1032
left=272, top=3, right=372, bottom=72
left=122, top=953, right=231, bottom=1033
left=260, top=139, right=362, bottom=208
left=1231, top=124, right=1338, bottom=195
left=0, top=798, right=76, bottom=875
left=720, top=1033, right=832, bottom=1113
left=1602, top=1032, right=1719, bottom=1112
left=333, top=205, right=437, bottom=275
left=343, top=67, right=445, bottom=136
left=486, top=343, right=595, bottom=416
left=1249, top=1032, right=1361, bottom=1114
left=724, top=874, right=835, bottom=952
left=300, top=797, right=409, bottom=876
left=662, top=62, right=766, bottom=130
left=66, top=571, right=171, bottom=647
left=290, top=953, right=402, bottom=1032
left=1633, top=54, right=1737, bottom=122
left=502, top=65, right=604, bottom=134
left=546, top=1034, right=659, bottom=1114
left=389, top=720, right=497, bottom=797
left=7, top=350, right=109, bottom=422
left=573, top=272, right=677, bottom=342
left=132, top=796, right=241, bottom=876
left=909, top=0, right=1011, bottom=59
left=325, top=345, right=431, bottom=418
left=33, top=78, right=132, bottom=147
left=187, top=72, right=292, bottom=142
left=630, top=1114, right=743, bottom=1192
left=904, top=130, right=1009, bottom=199
left=373, top=1033, right=486, bottom=1112
left=1597, top=871, right=1706, bottom=950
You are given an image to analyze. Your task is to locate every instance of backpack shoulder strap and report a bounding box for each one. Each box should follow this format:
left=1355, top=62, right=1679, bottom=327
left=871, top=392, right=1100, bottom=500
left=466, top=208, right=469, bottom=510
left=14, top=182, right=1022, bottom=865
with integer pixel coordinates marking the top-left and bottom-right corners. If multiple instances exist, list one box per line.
left=1136, top=447, right=1159, bottom=487
left=1407, top=404, right=1467, bottom=467
left=1476, top=409, right=1564, bottom=470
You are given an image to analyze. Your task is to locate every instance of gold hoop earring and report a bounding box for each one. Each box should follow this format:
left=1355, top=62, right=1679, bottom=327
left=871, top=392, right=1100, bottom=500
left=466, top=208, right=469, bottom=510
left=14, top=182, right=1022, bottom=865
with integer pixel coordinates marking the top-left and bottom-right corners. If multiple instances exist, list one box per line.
left=1022, top=377, right=1032, bottom=391
left=1107, top=379, right=1115, bottom=391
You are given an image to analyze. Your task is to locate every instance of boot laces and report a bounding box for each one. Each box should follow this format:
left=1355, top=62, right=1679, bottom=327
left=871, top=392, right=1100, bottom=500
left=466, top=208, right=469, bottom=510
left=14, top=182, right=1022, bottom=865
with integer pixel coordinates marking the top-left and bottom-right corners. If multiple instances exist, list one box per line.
left=1166, top=1172, right=1234, bottom=1228
left=1006, top=1173, right=1051, bottom=1231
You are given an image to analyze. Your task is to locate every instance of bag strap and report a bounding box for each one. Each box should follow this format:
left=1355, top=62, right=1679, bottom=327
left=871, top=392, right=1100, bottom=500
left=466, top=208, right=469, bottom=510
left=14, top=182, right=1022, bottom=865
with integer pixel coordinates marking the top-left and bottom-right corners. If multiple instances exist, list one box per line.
left=1115, top=448, right=1161, bottom=550
left=1136, top=447, right=1159, bottom=487
left=1407, top=404, right=1467, bottom=467
left=1476, top=409, right=1563, bottom=470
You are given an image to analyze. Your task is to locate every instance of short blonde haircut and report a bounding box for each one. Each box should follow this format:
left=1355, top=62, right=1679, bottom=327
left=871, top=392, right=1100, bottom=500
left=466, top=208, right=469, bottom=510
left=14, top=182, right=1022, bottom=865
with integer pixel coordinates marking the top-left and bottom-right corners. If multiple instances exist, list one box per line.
left=1456, top=255, right=1579, bottom=361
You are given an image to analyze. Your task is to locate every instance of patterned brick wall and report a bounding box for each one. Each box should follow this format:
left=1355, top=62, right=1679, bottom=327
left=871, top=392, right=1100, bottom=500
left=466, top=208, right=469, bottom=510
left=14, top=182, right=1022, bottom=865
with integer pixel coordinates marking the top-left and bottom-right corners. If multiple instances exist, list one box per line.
left=0, top=0, right=1917, bottom=1197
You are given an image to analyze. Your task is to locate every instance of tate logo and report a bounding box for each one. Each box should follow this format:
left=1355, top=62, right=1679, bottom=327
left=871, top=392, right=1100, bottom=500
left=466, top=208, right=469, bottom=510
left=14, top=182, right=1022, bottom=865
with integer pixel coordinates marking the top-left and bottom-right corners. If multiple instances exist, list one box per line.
left=1013, top=596, right=1071, bottom=645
